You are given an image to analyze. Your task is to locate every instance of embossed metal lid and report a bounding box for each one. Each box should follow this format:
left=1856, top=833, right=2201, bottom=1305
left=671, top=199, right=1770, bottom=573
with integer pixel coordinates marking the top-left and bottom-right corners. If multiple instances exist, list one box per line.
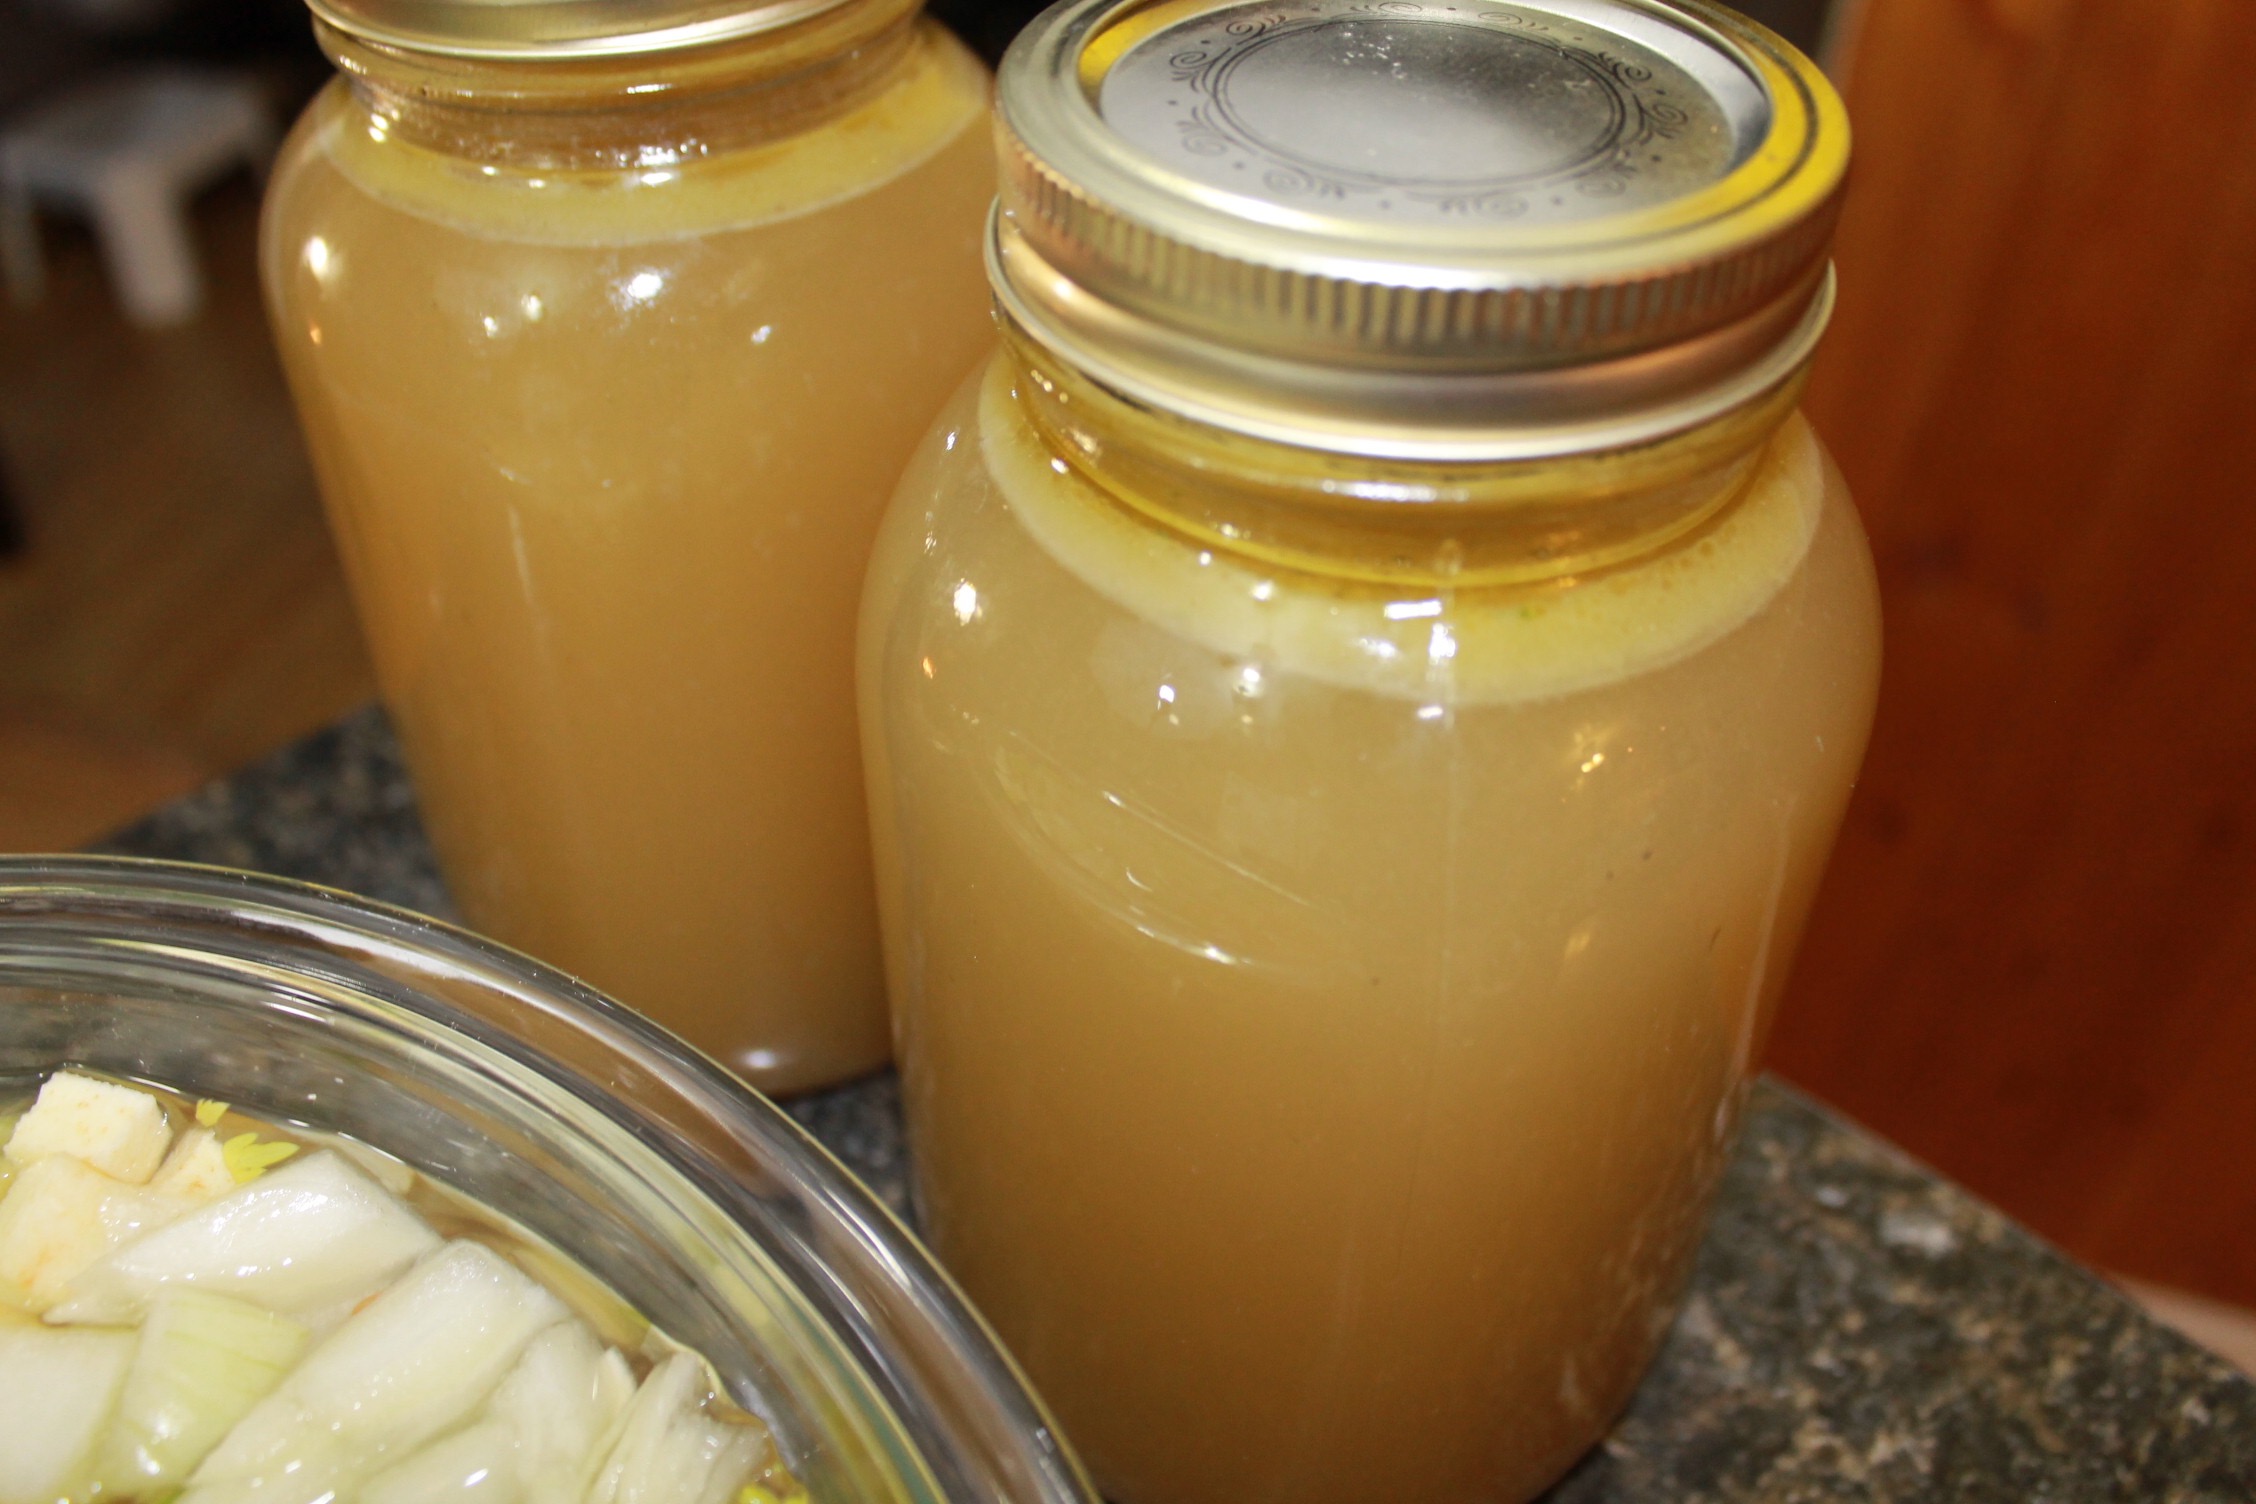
left=992, top=0, right=1850, bottom=459
left=308, top=0, right=862, bottom=60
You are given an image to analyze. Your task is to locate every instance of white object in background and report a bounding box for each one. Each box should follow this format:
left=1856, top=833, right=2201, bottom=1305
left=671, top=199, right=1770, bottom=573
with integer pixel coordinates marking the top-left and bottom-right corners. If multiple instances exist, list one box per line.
left=0, top=68, right=275, bottom=327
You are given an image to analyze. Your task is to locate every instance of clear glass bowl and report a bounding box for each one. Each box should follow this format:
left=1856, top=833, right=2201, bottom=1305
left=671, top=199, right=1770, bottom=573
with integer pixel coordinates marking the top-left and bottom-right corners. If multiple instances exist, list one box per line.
left=0, top=855, right=1093, bottom=1504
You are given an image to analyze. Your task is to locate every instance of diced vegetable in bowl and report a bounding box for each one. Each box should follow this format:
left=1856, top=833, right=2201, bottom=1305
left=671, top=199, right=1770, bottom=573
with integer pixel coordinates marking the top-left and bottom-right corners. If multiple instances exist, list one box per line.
left=0, top=1071, right=808, bottom=1504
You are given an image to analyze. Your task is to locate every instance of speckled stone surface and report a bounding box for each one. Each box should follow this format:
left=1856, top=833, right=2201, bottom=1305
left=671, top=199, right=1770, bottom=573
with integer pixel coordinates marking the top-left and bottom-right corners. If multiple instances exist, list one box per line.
left=102, top=706, right=454, bottom=923
left=104, top=708, right=2256, bottom=1501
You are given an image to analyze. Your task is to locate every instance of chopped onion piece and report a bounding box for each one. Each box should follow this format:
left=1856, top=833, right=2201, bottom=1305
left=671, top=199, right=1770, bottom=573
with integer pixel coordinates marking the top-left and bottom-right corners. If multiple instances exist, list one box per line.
left=50, top=1150, right=441, bottom=1324
left=361, top=1420, right=523, bottom=1504
left=187, top=1240, right=565, bottom=1500
left=587, top=1353, right=769, bottom=1504
left=98, top=1289, right=310, bottom=1494
left=490, top=1321, right=638, bottom=1498
left=0, top=1324, right=136, bottom=1504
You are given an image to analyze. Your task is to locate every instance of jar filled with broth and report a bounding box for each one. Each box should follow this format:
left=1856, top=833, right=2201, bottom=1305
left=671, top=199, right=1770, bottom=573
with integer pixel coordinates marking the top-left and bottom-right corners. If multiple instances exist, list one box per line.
left=261, top=0, right=996, bottom=1093
left=858, top=1, right=1879, bottom=1499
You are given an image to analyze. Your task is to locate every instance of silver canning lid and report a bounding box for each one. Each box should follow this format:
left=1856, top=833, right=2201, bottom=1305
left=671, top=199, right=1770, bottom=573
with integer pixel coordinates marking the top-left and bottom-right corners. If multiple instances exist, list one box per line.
left=992, top=0, right=1851, bottom=459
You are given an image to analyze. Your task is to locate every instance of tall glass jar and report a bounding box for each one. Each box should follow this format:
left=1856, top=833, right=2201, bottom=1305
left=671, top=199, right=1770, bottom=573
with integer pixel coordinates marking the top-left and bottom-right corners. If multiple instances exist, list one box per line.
left=859, top=2, right=1880, bottom=1500
left=261, top=0, right=995, bottom=1094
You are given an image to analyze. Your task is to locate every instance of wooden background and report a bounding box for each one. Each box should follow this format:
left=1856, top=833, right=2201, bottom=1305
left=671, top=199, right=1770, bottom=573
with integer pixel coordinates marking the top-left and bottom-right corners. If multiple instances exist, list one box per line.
left=1772, top=0, right=2256, bottom=1306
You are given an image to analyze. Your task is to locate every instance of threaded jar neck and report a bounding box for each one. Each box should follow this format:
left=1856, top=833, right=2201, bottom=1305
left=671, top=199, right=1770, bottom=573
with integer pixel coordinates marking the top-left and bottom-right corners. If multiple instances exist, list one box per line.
left=316, top=0, right=920, bottom=170
left=1000, top=317, right=1807, bottom=592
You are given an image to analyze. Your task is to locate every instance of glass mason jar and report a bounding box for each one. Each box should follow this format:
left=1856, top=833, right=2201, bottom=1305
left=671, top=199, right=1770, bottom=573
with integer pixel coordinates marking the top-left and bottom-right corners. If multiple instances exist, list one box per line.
left=260, top=0, right=996, bottom=1094
left=0, top=856, right=1095, bottom=1504
left=858, top=2, right=1881, bottom=1501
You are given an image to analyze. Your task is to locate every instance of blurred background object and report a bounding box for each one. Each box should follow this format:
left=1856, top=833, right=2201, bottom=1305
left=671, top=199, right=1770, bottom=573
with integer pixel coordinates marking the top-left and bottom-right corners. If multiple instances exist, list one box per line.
left=3, top=67, right=277, bottom=326
left=0, top=0, right=2248, bottom=1354
left=0, top=0, right=370, bottom=848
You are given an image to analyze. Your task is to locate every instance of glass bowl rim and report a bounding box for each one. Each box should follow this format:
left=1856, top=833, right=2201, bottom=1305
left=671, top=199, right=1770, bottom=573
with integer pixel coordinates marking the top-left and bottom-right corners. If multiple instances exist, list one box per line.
left=0, top=852, right=1092, bottom=1504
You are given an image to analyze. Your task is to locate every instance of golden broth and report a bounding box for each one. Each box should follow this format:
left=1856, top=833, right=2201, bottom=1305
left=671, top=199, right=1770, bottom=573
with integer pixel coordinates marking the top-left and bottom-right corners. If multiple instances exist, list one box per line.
left=859, top=358, right=1882, bottom=1503
left=263, top=24, right=996, bottom=1092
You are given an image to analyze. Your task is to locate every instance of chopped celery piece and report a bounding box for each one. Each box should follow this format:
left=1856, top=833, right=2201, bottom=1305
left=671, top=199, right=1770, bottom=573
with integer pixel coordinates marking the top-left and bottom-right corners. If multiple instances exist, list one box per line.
left=0, top=1325, right=136, bottom=1504
left=186, top=1240, right=565, bottom=1501
left=50, top=1150, right=440, bottom=1325
left=98, top=1288, right=310, bottom=1494
left=360, top=1421, right=523, bottom=1504
left=739, top=1485, right=812, bottom=1504
left=220, top=1133, right=299, bottom=1184
left=587, top=1354, right=769, bottom=1504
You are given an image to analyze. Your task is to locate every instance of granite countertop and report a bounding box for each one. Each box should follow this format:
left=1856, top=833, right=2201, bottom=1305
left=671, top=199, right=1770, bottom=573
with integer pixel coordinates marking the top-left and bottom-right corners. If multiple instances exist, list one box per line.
left=105, top=708, right=2256, bottom=1502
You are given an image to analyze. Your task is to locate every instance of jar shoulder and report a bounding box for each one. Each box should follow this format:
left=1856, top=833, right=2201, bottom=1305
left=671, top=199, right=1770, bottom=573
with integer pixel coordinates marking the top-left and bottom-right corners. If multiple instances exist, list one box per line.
left=869, top=358, right=1880, bottom=729
left=860, top=364, right=1880, bottom=958
left=262, top=23, right=991, bottom=251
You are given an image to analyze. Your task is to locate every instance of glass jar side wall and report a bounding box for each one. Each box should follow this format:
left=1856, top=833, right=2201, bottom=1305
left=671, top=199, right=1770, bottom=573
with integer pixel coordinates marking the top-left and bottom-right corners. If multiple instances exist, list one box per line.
left=858, top=354, right=1883, bottom=1504
left=262, top=22, right=997, bottom=1093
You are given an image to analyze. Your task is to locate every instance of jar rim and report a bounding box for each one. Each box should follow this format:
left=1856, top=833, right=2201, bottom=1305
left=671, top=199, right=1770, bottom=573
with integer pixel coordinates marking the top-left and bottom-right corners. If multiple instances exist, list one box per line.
left=308, top=0, right=863, bottom=61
